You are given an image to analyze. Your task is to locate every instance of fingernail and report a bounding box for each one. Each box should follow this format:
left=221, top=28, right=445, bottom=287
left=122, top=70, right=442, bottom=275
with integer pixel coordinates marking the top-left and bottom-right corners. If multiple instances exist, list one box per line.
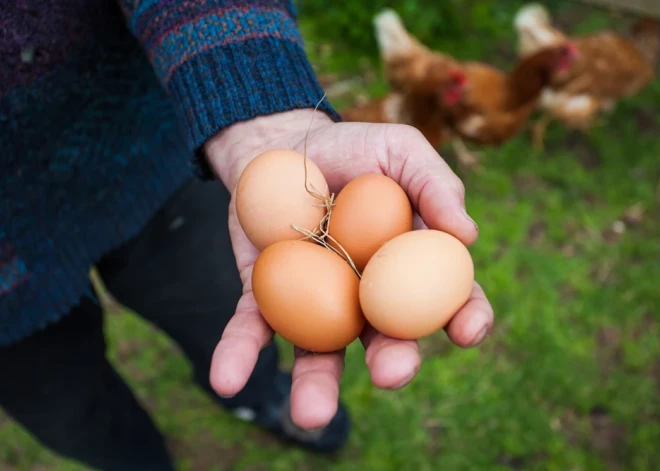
left=462, top=207, right=478, bottom=232
left=468, top=323, right=490, bottom=347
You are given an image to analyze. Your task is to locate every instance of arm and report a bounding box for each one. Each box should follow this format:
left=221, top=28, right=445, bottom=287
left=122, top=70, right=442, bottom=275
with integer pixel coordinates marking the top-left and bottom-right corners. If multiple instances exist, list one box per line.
left=118, top=0, right=494, bottom=431
left=117, top=0, right=340, bottom=176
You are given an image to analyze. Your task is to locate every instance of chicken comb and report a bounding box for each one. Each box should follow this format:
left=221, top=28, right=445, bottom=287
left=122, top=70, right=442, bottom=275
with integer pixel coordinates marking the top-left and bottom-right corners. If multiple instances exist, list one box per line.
left=450, top=69, right=467, bottom=85
left=563, top=41, right=579, bottom=57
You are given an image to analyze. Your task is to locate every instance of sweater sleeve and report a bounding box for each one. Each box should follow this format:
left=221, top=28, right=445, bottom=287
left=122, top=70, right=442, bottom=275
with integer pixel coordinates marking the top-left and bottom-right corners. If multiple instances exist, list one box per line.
left=117, top=0, right=340, bottom=174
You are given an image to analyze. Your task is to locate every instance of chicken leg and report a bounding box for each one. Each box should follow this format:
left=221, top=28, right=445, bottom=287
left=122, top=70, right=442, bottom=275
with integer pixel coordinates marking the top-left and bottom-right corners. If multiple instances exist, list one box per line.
left=531, top=112, right=553, bottom=151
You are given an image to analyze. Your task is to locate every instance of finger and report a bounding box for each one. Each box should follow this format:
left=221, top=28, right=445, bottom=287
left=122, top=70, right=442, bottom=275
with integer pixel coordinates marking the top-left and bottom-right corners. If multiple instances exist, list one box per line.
left=380, top=124, right=479, bottom=246
left=209, top=292, right=274, bottom=397
left=413, top=213, right=428, bottom=230
left=361, top=325, right=421, bottom=390
left=445, top=281, right=494, bottom=348
left=290, top=348, right=345, bottom=429
left=298, top=123, right=478, bottom=246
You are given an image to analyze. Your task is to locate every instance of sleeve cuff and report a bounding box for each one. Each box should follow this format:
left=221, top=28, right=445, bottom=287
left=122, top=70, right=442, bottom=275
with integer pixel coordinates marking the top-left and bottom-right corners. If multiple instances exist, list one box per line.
left=167, top=37, right=341, bottom=179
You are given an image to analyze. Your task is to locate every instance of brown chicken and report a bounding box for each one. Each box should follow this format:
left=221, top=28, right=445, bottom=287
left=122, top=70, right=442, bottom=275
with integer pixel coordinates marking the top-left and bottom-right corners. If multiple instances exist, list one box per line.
left=442, top=43, right=577, bottom=149
left=340, top=58, right=466, bottom=149
left=340, top=9, right=466, bottom=149
left=514, top=3, right=660, bottom=149
left=341, top=9, right=578, bottom=168
left=372, top=9, right=462, bottom=93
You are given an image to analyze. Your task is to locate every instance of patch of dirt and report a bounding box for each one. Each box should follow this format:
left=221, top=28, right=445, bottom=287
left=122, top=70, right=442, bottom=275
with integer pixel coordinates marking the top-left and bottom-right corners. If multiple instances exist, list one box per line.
left=589, top=257, right=620, bottom=286
left=527, top=220, right=548, bottom=246
left=557, top=212, right=623, bottom=261
left=513, top=174, right=549, bottom=193
left=553, top=409, right=580, bottom=446
left=115, top=337, right=150, bottom=363
left=486, top=236, right=508, bottom=262
left=242, top=420, right=345, bottom=467
left=582, top=191, right=605, bottom=206
left=555, top=406, right=627, bottom=470
left=601, top=203, right=647, bottom=245
left=558, top=282, right=578, bottom=300
left=595, top=326, right=623, bottom=377
left=424, top=416, right=446, bottom=456
left=114, top=338, right=164, bottom=383
left=558, top=218, right=586, bottom=257
left=516, top=263, right=532, bottom=282
left=630, top=312, right=656, bottom=340
left=167, top=411, right=338, bottom=471
left=496, top=453, right=546, bottom=470
left=0, top=416, right=58, bottom=470
left=620, top=203, right=646, bottom=227
left=588, top=405, right=627, bottom=468
left=595, top=315, right=657, bottom=381
left=633, top=107, right=660, bottom=135
left=601, top=223, right=625, bottom=245
left=560, top=244, right=578, bottom=257
left=490, top=335, right=509, bottom=357
left=167, top=428, right=244, bottom=471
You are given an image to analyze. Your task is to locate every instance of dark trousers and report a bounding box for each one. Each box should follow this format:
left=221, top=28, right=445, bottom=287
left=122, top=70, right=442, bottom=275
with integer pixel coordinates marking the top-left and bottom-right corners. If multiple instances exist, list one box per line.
left=0, top=179, right=279, bottom=470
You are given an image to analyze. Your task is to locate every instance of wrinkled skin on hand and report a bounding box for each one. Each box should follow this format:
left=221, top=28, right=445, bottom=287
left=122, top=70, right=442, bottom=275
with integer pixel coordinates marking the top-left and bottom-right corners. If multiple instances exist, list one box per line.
left=204, top=108, right=494, bottom=430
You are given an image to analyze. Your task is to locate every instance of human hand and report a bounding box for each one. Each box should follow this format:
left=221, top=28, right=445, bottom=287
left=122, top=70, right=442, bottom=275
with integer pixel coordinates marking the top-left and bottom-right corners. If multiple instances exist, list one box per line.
left=205, top=108, right=494, bottom=430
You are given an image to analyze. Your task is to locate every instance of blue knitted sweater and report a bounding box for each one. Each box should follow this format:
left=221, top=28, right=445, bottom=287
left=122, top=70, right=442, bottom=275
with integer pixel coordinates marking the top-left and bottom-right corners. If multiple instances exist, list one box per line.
left=0, top=0, right=338, bottom=345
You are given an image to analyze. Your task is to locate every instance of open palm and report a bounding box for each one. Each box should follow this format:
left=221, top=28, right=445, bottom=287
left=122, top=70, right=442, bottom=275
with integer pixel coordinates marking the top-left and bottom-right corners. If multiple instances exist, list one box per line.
left=206, top=110, right=494, bottom=430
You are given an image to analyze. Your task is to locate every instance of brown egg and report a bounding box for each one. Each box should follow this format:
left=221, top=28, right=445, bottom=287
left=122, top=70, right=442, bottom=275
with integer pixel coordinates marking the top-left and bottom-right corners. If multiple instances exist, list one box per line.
left=328, top=174, right=413, bottom=273
left=236, top=148, right=329, bottom=251
left=252, top=239, right=366, bottom=352
left=359, top=230, right=474, bottom=340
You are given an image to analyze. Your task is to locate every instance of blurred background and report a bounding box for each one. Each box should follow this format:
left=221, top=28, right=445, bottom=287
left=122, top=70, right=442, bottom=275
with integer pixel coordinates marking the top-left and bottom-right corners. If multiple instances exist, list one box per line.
left=1, top=0, right=659, bottom=470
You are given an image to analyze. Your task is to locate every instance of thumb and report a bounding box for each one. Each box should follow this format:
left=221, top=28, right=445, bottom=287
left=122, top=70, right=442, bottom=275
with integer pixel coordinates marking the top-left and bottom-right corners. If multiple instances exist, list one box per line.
left=210, top=288, right=275, bottom=397
left=375, top=124, right=479, bottom=246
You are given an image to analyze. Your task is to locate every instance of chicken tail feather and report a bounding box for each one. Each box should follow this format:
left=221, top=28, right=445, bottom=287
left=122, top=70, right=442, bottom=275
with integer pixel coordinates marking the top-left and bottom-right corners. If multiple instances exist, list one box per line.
left=373, top=9, right=418, bottom=61
left=514, top=3, right=552, bottom=32
left=514, top=3, right=567, bottom=57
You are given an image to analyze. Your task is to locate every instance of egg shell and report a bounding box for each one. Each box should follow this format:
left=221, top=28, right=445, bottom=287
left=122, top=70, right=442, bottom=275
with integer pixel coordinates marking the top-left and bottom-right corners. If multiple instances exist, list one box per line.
left=359, top=230, right=474, bottom=340
left=328, top=174, right=413, bottom=273
left=236, top=148, right=329, bottom=251
left=252, top=239, right=366, bottom=352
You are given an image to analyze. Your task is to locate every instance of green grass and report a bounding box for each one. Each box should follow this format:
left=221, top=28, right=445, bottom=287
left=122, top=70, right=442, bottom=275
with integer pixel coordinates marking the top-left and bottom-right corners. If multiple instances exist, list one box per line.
left=2, top=1, right=660, bottom=470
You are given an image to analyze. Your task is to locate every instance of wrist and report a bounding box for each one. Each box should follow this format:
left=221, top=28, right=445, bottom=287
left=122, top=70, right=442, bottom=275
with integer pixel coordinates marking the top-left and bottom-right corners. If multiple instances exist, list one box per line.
left=205, top=108, right=335, bottom=190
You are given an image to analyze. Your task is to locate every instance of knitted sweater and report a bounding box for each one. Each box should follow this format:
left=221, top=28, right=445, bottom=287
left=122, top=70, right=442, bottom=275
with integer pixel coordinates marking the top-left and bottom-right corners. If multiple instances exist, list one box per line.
left=0, top=0, right=338, bottom=345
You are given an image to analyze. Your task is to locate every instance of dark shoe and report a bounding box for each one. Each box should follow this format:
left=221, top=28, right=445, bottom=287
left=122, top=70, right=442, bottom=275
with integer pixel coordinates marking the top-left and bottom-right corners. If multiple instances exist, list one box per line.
left=229, top=371, right=350, bottom=453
